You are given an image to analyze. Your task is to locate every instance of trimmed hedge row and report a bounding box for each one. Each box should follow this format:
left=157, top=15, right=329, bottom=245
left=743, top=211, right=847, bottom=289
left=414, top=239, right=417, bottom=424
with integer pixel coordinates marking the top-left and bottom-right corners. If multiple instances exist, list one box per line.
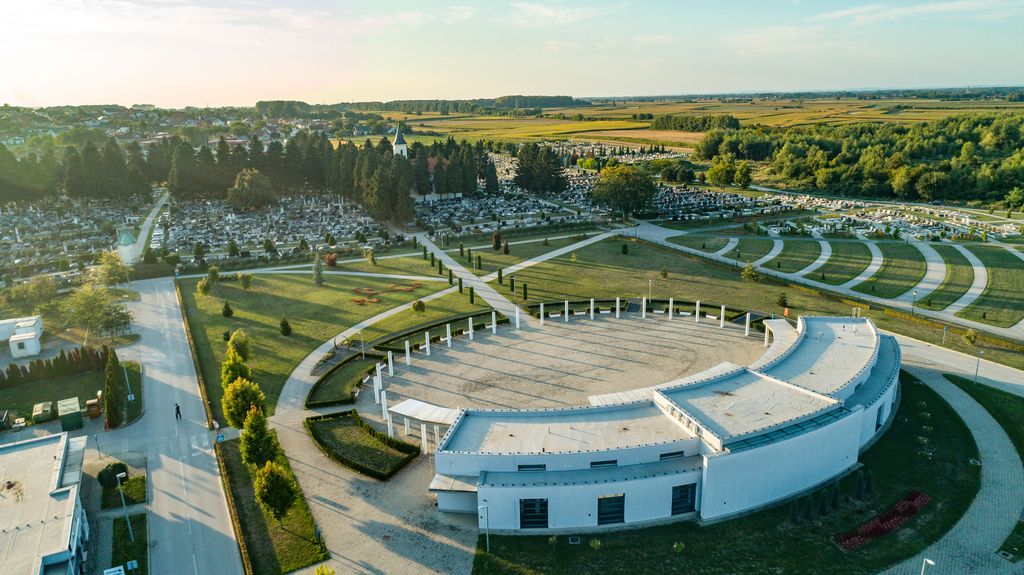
left=305, top=353, right=383, bottom=409
left=213, top=442, right=256, bottom=575
left=305, top=411, right=419, bottom=481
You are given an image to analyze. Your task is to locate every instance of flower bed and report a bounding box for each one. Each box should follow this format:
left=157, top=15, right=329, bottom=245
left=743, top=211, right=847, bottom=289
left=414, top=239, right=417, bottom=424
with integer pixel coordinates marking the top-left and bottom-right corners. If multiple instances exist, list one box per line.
left=834, top=491, right=932, bottom=550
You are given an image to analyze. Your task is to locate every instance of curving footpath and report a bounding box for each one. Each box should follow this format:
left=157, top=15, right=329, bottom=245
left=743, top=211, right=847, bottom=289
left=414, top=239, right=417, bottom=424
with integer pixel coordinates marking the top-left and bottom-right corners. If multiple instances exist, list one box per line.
left=799, top=239, right=832, bottom=277
left=944, top=245, right=988, bottom=314
left=895, top=242, right=946, bottom=303
left=841, top=240, right=885, bottom=290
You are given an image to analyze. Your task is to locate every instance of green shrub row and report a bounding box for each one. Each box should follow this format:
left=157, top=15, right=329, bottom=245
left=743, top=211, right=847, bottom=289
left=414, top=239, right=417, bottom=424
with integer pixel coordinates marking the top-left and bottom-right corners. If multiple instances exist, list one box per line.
left=305, top=411, right=418, bottom=481
left=305, top=353, right=383, bottom=409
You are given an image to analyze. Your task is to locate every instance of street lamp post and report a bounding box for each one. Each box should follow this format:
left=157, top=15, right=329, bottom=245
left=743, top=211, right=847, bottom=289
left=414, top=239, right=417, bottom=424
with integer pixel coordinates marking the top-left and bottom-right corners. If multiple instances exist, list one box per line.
left=920, top=558, right=935, bottom=575
left=478, top=504, right=490, bottom=553
left=911, top=290, right=918, bottom=317
left=974, top=350, right=984, bottom=385
left=116, top=472, right=135, bottom=543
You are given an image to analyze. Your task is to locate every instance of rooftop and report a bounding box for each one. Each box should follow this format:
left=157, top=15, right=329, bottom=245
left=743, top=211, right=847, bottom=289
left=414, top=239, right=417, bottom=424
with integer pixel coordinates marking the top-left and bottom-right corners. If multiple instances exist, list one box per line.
left=440, top=402, right=694, bottom=455
left=657, top=366, right=839, bottom=441
left=479, top=455, right=704, bottom=488
left=759, top=317, right=878, bottom=396
left=0, top=433, right=85, bottom=575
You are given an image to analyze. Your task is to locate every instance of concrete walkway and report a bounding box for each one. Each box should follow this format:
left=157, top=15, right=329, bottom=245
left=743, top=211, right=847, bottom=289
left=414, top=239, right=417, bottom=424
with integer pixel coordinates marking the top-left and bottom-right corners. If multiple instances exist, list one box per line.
left=753, top=239, right=784, bottom=267
left=798, top=239, right=832, bottom=277
left=895, top=242, right=946, bottom=303
left=841, top=240, right=884, bottom=290
left=124, top=190, right=169, bottom=265
left=716, top=237, right=739, bottom=257
left=944, top=246, right=988, bottom=314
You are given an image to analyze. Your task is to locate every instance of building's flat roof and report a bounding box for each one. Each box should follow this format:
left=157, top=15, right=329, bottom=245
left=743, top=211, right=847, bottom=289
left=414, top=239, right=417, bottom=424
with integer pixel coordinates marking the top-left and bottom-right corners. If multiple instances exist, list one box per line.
left=759, top=317, right=877, bottom=396
left=0, top=433, right=83, bottom=575
left=657, top=366, right=839, bottom=441
left=441, top=402, right=694, bottom=455
left=8, top=332, right=38, bottom=342
left=846, top=335, right=900, bottom=408
left=479, top=455, right=703, bottom=488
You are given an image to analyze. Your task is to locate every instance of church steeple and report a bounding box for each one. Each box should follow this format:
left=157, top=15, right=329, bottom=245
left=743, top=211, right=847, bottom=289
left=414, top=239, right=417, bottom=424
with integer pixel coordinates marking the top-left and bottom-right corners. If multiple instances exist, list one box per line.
left=392, top=127, right=408, bottom=157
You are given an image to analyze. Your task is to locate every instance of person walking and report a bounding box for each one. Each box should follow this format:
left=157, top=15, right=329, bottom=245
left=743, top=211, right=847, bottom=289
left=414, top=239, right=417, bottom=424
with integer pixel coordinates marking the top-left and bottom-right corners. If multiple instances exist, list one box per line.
left=175, top=403, right=182, bottom=420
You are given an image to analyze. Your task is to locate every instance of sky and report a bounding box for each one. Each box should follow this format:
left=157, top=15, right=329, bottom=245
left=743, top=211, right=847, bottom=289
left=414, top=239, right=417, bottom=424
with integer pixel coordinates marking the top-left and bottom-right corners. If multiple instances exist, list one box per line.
left=1, top=0, right=1023, bottom=108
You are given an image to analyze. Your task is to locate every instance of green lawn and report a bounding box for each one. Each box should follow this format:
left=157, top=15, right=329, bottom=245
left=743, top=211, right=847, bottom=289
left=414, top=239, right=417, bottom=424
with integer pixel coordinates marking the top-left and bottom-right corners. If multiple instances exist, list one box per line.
left=666, top=236, right=729, bottom=253
left=111, top=514, right=148, bottom=574
left=333, top=254, right=440, bottom=278
left=765, top=240, right=822, bottom=274
left=306, top=357, right=377, bottom=406
left=357, top=290, right=489, bottom=343
left=102, top=474, right=147, bottom=509
left=722, top=238, right=776, bottom=263
left=306, top=413, right=417, bottom=479
left=852, top=243, right=927, bottom=299
left=179, top=273, right=447, bottom=419
left=944, top=373, right=1024, bottom=562
left=957, top=246, right=1024, bottom=327
left=220, top=436, right=326, bottom=575
left=0, top=363, right=140, bottom=424
left=918, top=246, right=974, bottom=311
left=470, top=236, right=584, bottom=276
left=474, top=374, right=979, bottom=575
left=815, top=241, right=873, bottom=285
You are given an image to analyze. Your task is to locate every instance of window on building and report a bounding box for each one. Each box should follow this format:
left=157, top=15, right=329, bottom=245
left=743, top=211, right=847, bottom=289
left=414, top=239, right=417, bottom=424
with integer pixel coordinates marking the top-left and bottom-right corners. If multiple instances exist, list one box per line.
left=16, top=342, right=25, bottom=350
left=597, top=494, right=625, bottom=525
left=519, top=498, right=548, bottom=529
left=671, top=484, right=697, bottom=515
left=590, top=460, right=617, bottom=468
left=517, top=464, right=546, bottom=472
left=660, top=450, right=685, bottom=461
left=875, top=403, right=887, bottom=431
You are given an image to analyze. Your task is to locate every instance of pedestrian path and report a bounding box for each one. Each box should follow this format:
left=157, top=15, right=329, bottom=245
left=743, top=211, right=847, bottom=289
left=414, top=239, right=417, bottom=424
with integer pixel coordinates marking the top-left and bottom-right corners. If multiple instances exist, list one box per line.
left=715, top=237, right=739, bottom=257
left=943, top=246, right=988, bottom=314
left=798, top=239, right=832, bottom=277
left=841, top=240, right=884, bottom=290
left=753, top=239, right=784, bottom=267
left=895, top=242, right=946, bottom=303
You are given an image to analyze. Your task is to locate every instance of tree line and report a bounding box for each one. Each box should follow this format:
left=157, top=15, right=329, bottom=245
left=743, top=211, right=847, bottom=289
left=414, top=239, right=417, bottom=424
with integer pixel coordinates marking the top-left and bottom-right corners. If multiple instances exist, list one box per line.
left=695, top=113, right=1024, bottom=203
left=652, top=114, right=740, bottom=132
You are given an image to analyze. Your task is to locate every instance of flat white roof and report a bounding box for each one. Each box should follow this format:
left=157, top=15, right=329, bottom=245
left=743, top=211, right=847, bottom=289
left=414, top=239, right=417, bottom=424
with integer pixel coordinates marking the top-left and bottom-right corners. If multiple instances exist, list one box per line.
left=657, top=366, right=839, bottom=441
left=0, top=433, right=84, bottom=575
left=389, top=398, right=460, bottom=426
left=479, top=455, right=703, bottom=488
left=441, top=402, right=694, bottom=455
left=760, top=317, right=877, bottom=396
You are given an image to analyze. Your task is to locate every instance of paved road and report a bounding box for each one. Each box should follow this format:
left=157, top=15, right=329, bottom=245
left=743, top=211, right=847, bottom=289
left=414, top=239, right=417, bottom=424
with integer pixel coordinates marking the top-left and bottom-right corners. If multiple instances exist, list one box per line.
left=124, top=190, right=168, bottom=265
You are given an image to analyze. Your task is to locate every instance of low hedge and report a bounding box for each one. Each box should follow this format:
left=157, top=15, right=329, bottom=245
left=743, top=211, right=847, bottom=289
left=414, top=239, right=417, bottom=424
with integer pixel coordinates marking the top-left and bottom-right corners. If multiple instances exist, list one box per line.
left=305, top=411, right=418, bottom=481
left=305, top=353, right=383, bottom=409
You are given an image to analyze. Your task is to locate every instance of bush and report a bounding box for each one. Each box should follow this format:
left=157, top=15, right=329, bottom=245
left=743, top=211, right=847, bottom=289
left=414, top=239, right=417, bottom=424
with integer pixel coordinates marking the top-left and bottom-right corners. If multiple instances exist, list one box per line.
left=622, top=243, right=628, bottom=255
left=222, top=301, right=234, bottom=317
left=222, top=377, right=266, bottom=428
left=98, top=462, right=129, bottom=489
left=239, top=273, right=253, bottom=290
left=777, top=292, right=789, bottom=307
left=196, top=277, right=211, bottom=295
left=220, top=348, right=252, bottom=388
left=660, top=266, right=668, bottom=279
left=411, top=299, right=426, bottom=313
left=227, top=329, right=252, bottom=362
left=280, top=317, right=292, bottom=336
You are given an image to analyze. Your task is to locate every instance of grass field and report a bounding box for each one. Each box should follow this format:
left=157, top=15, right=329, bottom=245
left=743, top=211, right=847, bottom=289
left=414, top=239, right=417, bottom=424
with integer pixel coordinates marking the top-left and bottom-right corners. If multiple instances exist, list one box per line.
left=468, top=236, right=583, bottom=276
left=0, top=361, right=141, bottom=424
left=815, top=241, right=873, bottom=285
left=112, top=514, right=148, bottom=574
left=333, top=254, right=439, bottom=277
left=306, top=357, right=376, bottom=406
left=355, top=290, right=488, bottom=343
left=474, top=373, right=979, bottom=575
left=918, top=246, right=974, bottom=311
left=220, top=436, right=326, bottom=575
left=179, top=273, right=445, bottom=419
left=723, top=238, right=776, bottom=263
left=765, top=240, right=822, bottom=274
left=944, top=374, right=1024, bottom=562
left=957, top=246, right=1024, bottom=327
left=852, top=243, right=927, bottom=299
left=667, top=236, right=729, bottom=253
left=306, top=413, right=416, bottom=479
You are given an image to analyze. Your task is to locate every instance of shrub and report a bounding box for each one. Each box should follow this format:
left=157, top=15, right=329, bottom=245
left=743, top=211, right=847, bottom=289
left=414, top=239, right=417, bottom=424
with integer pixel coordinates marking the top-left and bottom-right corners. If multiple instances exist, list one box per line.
left=660, top=266, right=668, bottom=278
left=741, top=263, right=762, bottom=282
left=776, top=292, right=789, bottom=307
left=227, top=329, right=252, bottom=362
left=239, top=273, right=253, bottom=290
left=240, top=405, right=279, bottom=468
left=673, top=542, right=686, bottom=554
left=207, top=266, right=220, bottom=282
left=542, top=237, right=549, bottom=246
left=502, top=240, right=509, bottom=255
left=196, top=277, right=211, bottom=295
left=98, top=462, right=129, bottom=489
left=221, top=377, right=266, bottom=428
left=962, top=328, right=978, bottom=346
left=324, top=253, right=337, bottom=267
left=222, top=301, right=234, bottom=317
left=492, top=231, right=501, bottom=250
left=589, top=539, right=602, bottom=551
left=411, top=299, right=426, bottom=313
left=280, top=317, right=292, bottom=336
left=254, top=461, right=298, bottom=525
left=164, top=253, right=181, bottom=266
left=622, top=243, right=628, bottom=255
left=220, top=348, right=251, bottom=389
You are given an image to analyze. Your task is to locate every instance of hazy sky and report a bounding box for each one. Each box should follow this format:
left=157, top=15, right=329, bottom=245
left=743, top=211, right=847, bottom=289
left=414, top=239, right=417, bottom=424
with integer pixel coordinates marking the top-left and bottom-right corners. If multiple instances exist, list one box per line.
left=2, top=0, right=1023, bottom=108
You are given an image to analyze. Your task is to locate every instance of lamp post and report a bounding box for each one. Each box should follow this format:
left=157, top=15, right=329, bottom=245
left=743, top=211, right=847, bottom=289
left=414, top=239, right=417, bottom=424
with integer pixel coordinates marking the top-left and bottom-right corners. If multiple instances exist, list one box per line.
left=478, top=504, right=490, bottom=553
left=920, top=558, right=935, bottom=575
left=355, top=330, right=365, bottom=360
left=973, top=350, right=984, bottom=385
left=116, top=472, right=135, bottom=543
left=911, top=290, right=918, bottom=317
left=648, top=279, right=652, bottom=302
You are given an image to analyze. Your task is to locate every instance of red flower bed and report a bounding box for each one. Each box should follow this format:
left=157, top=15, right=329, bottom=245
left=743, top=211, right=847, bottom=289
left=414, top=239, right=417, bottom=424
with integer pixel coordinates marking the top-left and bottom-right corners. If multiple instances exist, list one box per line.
left=834, top=491, right=931, bottom=550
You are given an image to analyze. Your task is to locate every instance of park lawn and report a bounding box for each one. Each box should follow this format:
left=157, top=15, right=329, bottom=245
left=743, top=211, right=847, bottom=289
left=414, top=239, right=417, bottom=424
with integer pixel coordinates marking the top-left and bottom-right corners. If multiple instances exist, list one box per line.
left=111, top=514, right=148, bottom=574
left=357, top=290, right=490, bottom=343
left=306, top=413, right=415, bottom=478
left=815, top=241, right=873, bottom=285
left=918, top=246, right=974, bottom=311
left=944, top=373, right=1024, bottom=562
left=102, top=474, right=147, bottom=509
left=667, top=236, right=730, bottom=253
left=220, top=436, right=326, bottom=575
left=852, top=243, right=927, bottom=299
left=722, top=238, right=776, bottom=263
left=332, top=254, right=440, bottom=278
left=179, top=273, right=446, bottom=419
left=765, top=239, right=822, bottom=274
left=0, top=370, right=103, bottom=421
left=474, top=373, right=979, bottom=575
left=957, top=246, right=1024, bottom=327
left=306, top=357, right=377, bottom=406
left=468, top=236, right=582, bottom=276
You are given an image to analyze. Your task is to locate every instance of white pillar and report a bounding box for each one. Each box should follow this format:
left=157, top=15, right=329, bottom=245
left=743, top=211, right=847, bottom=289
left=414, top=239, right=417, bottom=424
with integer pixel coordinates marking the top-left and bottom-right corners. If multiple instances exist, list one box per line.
left=375, top=362, right=382, bottom=384
left=387, top=351, right=394, bottom=376
left=405, top=340, right=411, bottom=365
left=764, top=326, right=771, bottom=347
left=564, top=300, right=569, bottom=322
left=404, top=417, right=410, bottom=436
left=491, top=311, right=497, bottom=334
left=720, top=305, right=726, bottom=328
left=540, top=303, right=545, bottom=325
left=433, top=424, right=440, bottom=447
left=373, top=374, right=381, bottom=404
left=745, top=312, right=751, bottom=336
left=695, top=300, right=701, bottom=323
left=381, top=390, right=388, bottom=420
left=641, top=297, right=646, bottom=319
left=421, top=423, right=429, bottom=454
left=515, top=307, right=520, bottom=329
left=590, top=298, right=595, bottom=320
left=615, top=297, right=620, bottom=319
left=425, top=331, right=431, bottom=356
left=468, top=317, right=474, bottom=340
left=387, top=416, right=394, bottom=438
left=446, top=323, right=452, bottom=347
left=668, top=298, right=674, bottom=320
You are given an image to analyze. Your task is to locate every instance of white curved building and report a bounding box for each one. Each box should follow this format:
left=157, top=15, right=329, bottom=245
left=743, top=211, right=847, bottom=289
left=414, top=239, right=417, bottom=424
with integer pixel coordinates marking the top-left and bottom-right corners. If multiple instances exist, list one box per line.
left=429, top=316, right=900, bottom=531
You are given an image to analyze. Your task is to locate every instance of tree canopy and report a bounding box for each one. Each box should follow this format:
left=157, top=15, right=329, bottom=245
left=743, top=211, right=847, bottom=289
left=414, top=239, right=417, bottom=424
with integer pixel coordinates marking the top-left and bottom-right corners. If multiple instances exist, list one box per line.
left=592, top=164, right=656, bottom=218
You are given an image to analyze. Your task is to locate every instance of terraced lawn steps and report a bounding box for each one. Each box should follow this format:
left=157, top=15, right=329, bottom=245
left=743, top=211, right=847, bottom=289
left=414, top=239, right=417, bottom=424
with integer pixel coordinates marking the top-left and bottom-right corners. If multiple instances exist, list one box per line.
left=957, top=246, right=1024, bottom=328
left=815, top=241, right=874, bottom=285
left=764, top=239, right=822, bottom=274
left=852, top=243, right=928, bottom=299
left=918, top=245, right=974, bottom=312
